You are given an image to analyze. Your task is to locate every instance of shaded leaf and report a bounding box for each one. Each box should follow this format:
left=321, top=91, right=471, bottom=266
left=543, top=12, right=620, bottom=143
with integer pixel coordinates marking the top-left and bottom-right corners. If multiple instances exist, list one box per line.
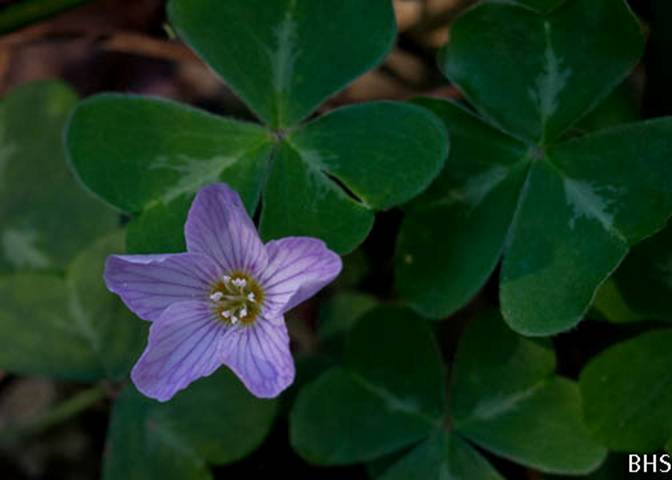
left=580, top=330, right=672, bottom=452
left=440, top=0, right=643, bottom=143
left=399, top=98, right=672, bottom=335
left=104, top=370, right=277, bottom=480
left=378, top=431, right=504, bottom=480
left=451, top=312, right=606, bottom=474
left=0, top=81, right=116, bottom=273
left=290, top=306, right=444, bottom=464
left=612, top=220, right=672, bottom=320
left=0, top=231, right=144, bottom=380
left=290, top=368, right=434, bottom=465
left=167, top=0, right=396, bottom=128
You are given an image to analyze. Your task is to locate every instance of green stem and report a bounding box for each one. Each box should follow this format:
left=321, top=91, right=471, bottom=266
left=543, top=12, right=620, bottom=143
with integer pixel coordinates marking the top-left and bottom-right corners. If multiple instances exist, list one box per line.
left=0, top=384, right=106, bottom=444
left=0, top=0, right=93, bottom=34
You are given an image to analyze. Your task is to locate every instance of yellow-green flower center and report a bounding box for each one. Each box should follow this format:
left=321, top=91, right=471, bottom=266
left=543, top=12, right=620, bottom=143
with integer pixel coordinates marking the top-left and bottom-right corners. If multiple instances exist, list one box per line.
left=209, top=271, right=264, bottom=326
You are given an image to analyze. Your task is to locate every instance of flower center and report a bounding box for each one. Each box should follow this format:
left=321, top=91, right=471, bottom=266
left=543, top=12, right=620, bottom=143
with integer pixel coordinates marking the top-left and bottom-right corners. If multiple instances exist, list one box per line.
left=209, top=271, right=264, bottom=326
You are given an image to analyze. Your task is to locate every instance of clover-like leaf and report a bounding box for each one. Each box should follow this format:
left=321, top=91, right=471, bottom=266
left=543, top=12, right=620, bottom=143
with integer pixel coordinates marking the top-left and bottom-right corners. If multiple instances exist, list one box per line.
left=0, top=81, right=116, bottom=273
left=451, top=312, right=606, bottom=474
left=104, top=370, right=277, bottom=480
left=590, top=279, right=644, bottom=324
left=440, top=0, right=643, bottom=143
left=398, top=93, right=672, bottom=335
left=377, top=431, right=504, bottom=480
left=290, top=306, right=445, bottom=464
left=0, top=231, right=145, bottom=380
left=167, top=0, right=396, bottom=128
left=318, top=291, right=378, bottom=341
left=67, top=95, right=274, bottom=216
left=66, top=2, right=448, bottom=255
left=580, top=330, right=672, bottom=452
left=611, top=221, right=672, bottom=320
left=400, top=1, right=665, bottom=335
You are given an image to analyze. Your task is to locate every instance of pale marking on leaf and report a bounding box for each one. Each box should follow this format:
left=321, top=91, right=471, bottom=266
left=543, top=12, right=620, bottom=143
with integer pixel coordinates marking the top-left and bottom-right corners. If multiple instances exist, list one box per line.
left=457, top=165, right=509, bottom=208
left=149, top=154, right=238, bottom=205
left=529, top=21, right=572, bottom=139
left=563, top=178, right=624, bottom=239
left=655, top=255, right=672, bottom=289
left=269, top=0, right=299, bottom=125
left=298, top=149, right=354, bottom=203
left=352, top=374, right=438, bottom=425
left=150, top=418, right=207, bottom=467
left=2, top=228, right=51, bottom=269
left=67, top=286, right=107, bottom=373
left=0, top=104, right=16, bottom=192
left=466, top=383, right=543, bottom=423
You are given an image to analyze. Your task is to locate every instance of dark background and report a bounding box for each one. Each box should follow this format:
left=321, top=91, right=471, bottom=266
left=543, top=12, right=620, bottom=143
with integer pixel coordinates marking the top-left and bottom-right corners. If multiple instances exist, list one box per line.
left=0, top=0, right=668, bottom=478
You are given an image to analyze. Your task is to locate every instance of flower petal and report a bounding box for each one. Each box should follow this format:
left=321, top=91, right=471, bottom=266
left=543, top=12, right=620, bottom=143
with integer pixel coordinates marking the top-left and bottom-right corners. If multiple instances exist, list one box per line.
left=185, top=183, right=268, bottom=275
left=259, top=237, right=342, bottom=316
left=105, top=253, right=221, bottom=322
left=131, top=301, right=225, bottom=402
left=221, top=317, right=294, bottom=398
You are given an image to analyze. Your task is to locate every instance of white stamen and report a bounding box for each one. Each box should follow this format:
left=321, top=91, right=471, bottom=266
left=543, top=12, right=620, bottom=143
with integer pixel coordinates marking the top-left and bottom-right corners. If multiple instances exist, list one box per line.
left=210, top=292, right=223, bottom=302
left=222, top=274, right=231, bottom=283
left=221, top=310, right=232, bottom=318
left=231, top=316, right=239, bottom=324
left=232, top=278, right=247, bottom=288
left=247, top=292, right=256, bottom=302
left=239, top=307, right=248, bottom=318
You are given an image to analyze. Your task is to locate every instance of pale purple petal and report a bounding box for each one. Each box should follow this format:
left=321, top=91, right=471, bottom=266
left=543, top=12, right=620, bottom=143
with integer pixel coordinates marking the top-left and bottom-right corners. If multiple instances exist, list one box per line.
left=105, top=253, right=221, bottom=322
left=185, top=184, right=268, bottom=276
left=221, top=316, right=295, bottom=398
left=131, top=301, right=225, bottom=402
left=259, top=237, right=342, bottom=317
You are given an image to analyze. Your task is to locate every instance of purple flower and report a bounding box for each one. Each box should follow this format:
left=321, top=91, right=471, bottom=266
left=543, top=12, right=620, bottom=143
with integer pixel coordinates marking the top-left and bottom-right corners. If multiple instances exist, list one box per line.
left=104, top=183, right=342, bottom=401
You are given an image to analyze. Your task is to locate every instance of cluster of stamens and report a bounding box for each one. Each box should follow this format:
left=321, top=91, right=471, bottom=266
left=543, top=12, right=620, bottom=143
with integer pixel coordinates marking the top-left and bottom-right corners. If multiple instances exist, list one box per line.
left=209, top=272, right=264, bottom=326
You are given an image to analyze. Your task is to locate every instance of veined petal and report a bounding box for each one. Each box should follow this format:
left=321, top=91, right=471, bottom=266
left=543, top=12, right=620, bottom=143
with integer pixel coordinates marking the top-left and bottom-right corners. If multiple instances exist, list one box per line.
left=259, top=237, right=342, bottom=317
left=221, top=317, right=294, bottom=398
left=105, top=253, right=221, bottom=322
left=185, top=183, right=268, bottom=276
left=131, top=301, right=225, bottom=402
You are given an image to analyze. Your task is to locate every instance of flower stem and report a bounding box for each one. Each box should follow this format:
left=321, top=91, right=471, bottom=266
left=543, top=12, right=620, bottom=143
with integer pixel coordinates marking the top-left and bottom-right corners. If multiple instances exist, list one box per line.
left=0, top=384, right=106, bottom=444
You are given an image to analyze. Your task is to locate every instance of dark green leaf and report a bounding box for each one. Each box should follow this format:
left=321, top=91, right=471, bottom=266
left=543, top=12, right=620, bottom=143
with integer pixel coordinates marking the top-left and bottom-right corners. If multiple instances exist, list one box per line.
left=0, top=81, right=116, bottom=273
left=451, top=312, right=606, bottom=474
left=590, top=279, right=644, bottom=324
left=318, top=291, right=378, bottom=340
left=573, top=83, right=639, bottom=135
left=396, top=99, right=526, bottom=318
left=378, top=431, right=504, bottom=480
left=104, top=370, right=277, bottom=480
left=346, top=306, right=447, bottom=420
left=459, top=378, right=606, bottom=475
left=167, top=0, right=396, bottom=128
left=290, top=368, right=435, bottom=465
left=450, top=311, right=555, bottom=425
left=262, top=102, right=447, bottom=252
left=66, top=94, right=273, bottom=215
left=399, top=98, right=672, bottom=335
left=261, top=140, right=373, bottom=253
left=290, top=306, right=445, bottom=465
left=69, top=97, right=447, bottom=254
left=126, top=196, right=191, bottom=254
left=287, top=102, right=448, bottom=210
left=440, top=0, right=643, bottom=143
left=612, top=220, right=672, bottom=320
left=580, top=330, right=672, bottom=452
left=0, top=231, right=144, bottom=380
left=502, top=120, right=672, bottom=334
